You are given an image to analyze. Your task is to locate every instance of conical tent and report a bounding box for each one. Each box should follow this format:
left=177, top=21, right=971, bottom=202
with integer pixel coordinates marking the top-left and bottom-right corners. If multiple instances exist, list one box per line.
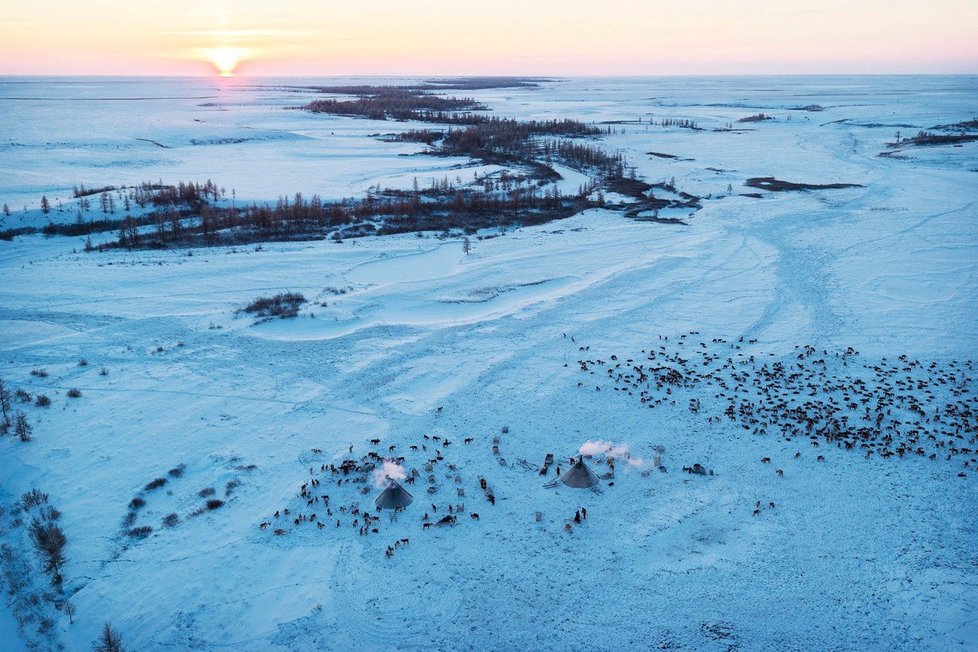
left=560, top=457, right=600, bottom=489
left=375, top=479, right=413, bottom=510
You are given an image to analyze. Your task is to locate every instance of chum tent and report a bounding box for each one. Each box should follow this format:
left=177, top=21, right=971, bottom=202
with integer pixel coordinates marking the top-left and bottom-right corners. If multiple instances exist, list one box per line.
left=560, top=457, right=600, bottom=489
left=375, top=479, right=414, bottom=510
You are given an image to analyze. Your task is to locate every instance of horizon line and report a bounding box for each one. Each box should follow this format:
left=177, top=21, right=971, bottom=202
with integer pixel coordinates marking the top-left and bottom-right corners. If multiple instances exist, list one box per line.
left=1, top=71, right=977, bottom=79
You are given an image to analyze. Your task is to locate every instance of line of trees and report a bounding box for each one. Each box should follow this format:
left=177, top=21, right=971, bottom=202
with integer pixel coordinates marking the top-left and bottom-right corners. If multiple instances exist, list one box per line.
left=103, top=180, right=594, bottom=250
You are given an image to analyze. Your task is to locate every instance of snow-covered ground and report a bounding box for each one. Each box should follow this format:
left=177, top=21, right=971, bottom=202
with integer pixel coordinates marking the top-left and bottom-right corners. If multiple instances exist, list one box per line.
left=1, top=75, right=977, bottom=651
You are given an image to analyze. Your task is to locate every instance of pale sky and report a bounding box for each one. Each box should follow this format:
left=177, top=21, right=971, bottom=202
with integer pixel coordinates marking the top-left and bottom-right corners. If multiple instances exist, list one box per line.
left=1, top=0, right=976, bottom=76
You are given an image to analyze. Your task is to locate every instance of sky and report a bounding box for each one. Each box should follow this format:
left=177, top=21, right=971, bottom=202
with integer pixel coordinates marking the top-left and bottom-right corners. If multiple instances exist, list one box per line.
left=0, top=0, right=976, bottom=76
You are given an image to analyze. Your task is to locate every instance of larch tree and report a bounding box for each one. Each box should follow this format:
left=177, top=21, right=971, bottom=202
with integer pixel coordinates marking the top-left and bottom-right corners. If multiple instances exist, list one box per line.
left=94, top=622, right=126, bottom=652
left=14, top=411, right=31, bottom=442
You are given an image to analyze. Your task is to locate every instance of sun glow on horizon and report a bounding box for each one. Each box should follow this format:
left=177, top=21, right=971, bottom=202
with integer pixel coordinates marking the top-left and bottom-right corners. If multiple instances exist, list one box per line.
left=199, top=47, right=249, bottom=76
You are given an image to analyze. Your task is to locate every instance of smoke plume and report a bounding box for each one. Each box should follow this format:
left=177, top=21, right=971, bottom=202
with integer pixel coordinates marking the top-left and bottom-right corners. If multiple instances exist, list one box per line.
left=372, top=460, right=406, bottom=488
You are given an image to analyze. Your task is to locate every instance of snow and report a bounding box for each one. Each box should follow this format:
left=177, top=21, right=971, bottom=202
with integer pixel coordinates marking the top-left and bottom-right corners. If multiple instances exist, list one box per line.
left=1, top=75, right=977, bottom=651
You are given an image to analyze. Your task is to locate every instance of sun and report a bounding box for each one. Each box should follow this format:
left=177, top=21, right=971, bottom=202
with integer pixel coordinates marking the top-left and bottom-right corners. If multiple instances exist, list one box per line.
left=202, top=47, right=248, bottom=76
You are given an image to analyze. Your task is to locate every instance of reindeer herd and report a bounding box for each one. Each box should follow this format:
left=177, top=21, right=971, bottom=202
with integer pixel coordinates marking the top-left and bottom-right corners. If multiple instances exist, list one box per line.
left=261, top=425, right=510, bottom=557
left=578, top=334, right=977, bottom=478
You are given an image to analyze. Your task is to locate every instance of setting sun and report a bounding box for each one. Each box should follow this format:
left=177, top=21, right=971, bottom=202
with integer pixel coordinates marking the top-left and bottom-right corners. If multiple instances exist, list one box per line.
left=200, top=46, right=248, bottom=76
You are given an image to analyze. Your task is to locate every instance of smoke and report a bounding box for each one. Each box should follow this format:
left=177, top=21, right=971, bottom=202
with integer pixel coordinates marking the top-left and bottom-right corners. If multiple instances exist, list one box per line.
left=372, top=460, right=406, bottom=488
left=579, top=439, right=656, bottom=470
left=579, top=439, right=630, bottom=459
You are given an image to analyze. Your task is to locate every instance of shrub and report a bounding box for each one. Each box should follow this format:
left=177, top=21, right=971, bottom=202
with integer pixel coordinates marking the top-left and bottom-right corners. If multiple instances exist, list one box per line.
left=198, top=487, right=215, bottom=497
left=28, top=519, right=66, bottom=575
left=241, top=292, right=306, bottom=319
left=205, top=499, right=224, bottom=510
left=78, top=359, right=88, bottom=367
left=144, top=478, right=167, bottom=491
left=35, top=395, right=51, bottom=407
left=29, top=368, right=48, bottom=378
left=43, top=506, right=61, bottom=521
left=122, top=512, right=137, bottom=527
left=21, top=489, right=48, bottom=510
left=66, top=388, right=82, bottom=398
left=225, top=479, right=241, bottom=496
left=129, top=497, right=146, bottom=510
left=15, top=389, right=32, bottom=402
left=168, top=465, right=185, bottom=478
left=127, top=526, right=152, bottom=539
left=162, top=513, right=179, bottom=527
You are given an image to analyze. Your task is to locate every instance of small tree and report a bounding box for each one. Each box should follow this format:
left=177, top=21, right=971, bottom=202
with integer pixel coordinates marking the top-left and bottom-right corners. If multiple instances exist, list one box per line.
left=62, top=600, right=76, bottom=624
left=41, top=196, right=50, bottom=214
left=14, top=411, right=31, bottom=442
left=462, top=236, right=471, bottom=255
left=0, top=376, right=12, bottom=423
left=29, top=519, right=67, bottom=583
left=94, top=623, right=126, bottom=652
left=2, top=203, right=10, bottom=216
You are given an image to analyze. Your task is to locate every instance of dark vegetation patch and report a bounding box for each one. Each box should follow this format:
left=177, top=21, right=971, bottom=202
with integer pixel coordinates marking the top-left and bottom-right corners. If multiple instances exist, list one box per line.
left=889, top=131, right=978, bottom=148
left=930, top=118, right=978, bottom=132
left=737, top=113, right=774, bottom=123
left=34, top=394, right=51, bottom=407
left=627, top=214, right=689, bottom=225
left=745, top=177, right=864, bottom=192
left=144, top=477, right=167, bottom=491
left=606, top=177, right=654, bottom=199
left=658, top=118, right=700, bottom=130
left=127, top=526, right=152, bottom=539
left=21, top=489, right=48, bottom=510
left=72, top=184, right=116, bottom=198
left=241, top=292, right=306, bottom=319
left=225, top=479, right=242, bottom=496
left=386, top=129, right=443, bottom=145
left=66, top=388, right=82, bottom=398
left=91, top=178, right=598, bottom=250
left=303, top=86, right=485, bottom=121
left=205, top=499, right=224, bottom=510
left=422, top=77, right=546, bottom=90
left=647, top=151, right=679, bottom=159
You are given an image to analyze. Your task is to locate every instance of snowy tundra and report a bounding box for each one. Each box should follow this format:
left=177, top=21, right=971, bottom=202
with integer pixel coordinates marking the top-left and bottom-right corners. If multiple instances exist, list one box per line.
left=1, top=76, right=977, bottom=651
